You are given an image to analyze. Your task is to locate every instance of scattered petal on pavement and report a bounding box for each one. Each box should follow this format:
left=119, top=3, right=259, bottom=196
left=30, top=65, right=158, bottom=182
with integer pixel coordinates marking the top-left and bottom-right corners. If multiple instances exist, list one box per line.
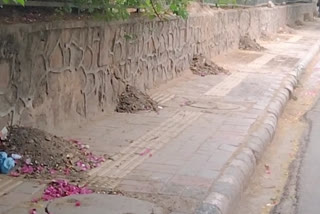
left=29, top=208, right=37, bottom=214
left=75, top=201, right=81, bottom=207
left=42, top=180, right=93, bottom=201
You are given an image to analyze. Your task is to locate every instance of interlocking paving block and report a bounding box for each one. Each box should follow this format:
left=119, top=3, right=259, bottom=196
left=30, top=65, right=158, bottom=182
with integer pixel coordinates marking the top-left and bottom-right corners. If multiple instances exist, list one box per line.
left=151, top=92, right=175, bottom=104
left=0, top=177, right=23, bottom=197
left=47, top=194, right=164, bottom=214
left=85, top=110, right=202, bottom=189
left=204, top=73, right=248, bottom=97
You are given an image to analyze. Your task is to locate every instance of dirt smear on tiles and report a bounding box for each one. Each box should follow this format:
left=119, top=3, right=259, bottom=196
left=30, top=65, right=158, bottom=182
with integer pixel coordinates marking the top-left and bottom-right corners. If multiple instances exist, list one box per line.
left=115, top=85, right=159, bottom=113
left=0, top=126, right=105, bottom=180
left=190, top=55, right=230, bottom=76
left=239, top=35, right=266, bottom=51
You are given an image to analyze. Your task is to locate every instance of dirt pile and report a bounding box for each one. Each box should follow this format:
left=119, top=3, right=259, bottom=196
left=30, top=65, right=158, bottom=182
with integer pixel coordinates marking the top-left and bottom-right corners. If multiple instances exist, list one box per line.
left=190, top=55, right=230, bottom=76
left=239, top=35, right=266, bottom=51
left=295, top=20, right=304, bottom=26
left=278, top=26, right=295, bottom=34
left=0, top=126, right=105, bottom=179
left=116, top=85, right=159, bottom=113
left=260, top=32, right=272, bottom=41
left=287, top=21, right=304, bottom=29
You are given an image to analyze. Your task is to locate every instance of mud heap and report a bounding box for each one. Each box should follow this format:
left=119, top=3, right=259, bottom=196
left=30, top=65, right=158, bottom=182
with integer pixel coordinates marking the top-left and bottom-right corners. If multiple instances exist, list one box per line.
left=116, top=85, right=159, bottom=113
left=190, top=55, right=230, bottom=76
left=239, top=35, right=266, bottom=51
left=0, top=126, right=105, bottom=179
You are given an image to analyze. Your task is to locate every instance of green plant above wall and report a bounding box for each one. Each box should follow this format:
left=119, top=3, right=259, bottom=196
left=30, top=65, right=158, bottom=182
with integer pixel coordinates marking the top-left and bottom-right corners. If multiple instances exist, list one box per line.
left=0, top=0, right=190, bottom=20
left=2, top=0, right=25, bottom=6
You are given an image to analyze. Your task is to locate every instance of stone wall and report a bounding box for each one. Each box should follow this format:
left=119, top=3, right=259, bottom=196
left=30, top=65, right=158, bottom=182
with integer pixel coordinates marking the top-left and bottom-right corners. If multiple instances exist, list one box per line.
left=0, top=3, right=315, bottom=131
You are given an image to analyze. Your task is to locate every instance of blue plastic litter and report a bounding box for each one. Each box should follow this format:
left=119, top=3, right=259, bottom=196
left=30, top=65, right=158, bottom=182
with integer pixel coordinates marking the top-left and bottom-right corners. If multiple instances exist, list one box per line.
left=0, top=152, right=7, bottom=166
left=0, top=152, right=15, bottom=174
left=0, top=157, right=15, bottom=174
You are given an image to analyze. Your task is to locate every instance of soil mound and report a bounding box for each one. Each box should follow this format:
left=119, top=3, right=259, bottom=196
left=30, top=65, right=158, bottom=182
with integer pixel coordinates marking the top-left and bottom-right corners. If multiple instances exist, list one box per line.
left=0, top=126, right=105, bottom=179
left=239, top=35, right=266, bottom=51
left=190, top=55, right=230, bottom=76
left=116, top=85, right=159, bottom=113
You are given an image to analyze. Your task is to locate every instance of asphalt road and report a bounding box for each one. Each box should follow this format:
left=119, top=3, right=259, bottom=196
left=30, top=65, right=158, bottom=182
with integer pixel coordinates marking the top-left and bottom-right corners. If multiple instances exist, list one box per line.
left=270, top=96, right=320, bottom=214
left=296, top=97, right=320, bottom=214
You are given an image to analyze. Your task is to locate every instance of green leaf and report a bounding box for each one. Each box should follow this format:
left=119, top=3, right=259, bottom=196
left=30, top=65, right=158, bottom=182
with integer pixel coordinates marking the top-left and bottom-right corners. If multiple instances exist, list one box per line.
left=88, top=7, right=95, bottom=13
left=65, top=0, right=190, bottom=20
left=16, top=0, right=25, bottom=6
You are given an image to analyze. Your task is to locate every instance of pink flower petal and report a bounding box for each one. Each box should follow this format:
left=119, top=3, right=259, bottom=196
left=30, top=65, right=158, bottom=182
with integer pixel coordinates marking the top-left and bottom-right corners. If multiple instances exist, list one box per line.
left=139, top=148, right=151, bottom=156
left=21, top=165, right=34, bottom=174
left=64, top=168, right=70, bottom=175
left=42, top=180, right=93, bottom=201
left=31, top=198, right=40, bottom=203
left=9, top=171, right=20, bottom=177
left=49, top=169, right=57, bottom=175
left=29, top=208, right=37, bottom=214
left=75, top=201, right=81, bottom=207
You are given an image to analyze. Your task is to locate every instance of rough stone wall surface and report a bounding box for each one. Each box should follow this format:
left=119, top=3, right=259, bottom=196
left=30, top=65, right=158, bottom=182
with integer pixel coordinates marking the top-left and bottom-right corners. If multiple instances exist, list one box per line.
left=0, top=3, right=315, bottom=131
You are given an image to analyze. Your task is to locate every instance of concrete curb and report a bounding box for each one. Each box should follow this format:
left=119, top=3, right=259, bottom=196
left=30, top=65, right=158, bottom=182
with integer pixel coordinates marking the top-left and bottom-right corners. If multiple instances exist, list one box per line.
left=196, top=40, right=320, bottom=214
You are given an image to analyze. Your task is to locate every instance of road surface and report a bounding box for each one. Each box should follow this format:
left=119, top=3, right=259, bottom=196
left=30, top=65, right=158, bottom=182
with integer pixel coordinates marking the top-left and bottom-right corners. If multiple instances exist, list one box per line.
left=296, top=97, right=320, bottom=214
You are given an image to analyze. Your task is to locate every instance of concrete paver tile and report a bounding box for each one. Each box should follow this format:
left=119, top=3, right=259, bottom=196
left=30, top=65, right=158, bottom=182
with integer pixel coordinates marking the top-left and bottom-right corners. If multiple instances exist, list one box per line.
left=253, top=104, right=267, bottom=110
left=218, top=124, right=250, bottom=132
left=207, top=150, right=234, bottom=170
left=181, top=186, right=209, bottom=199
left=177, top=165, right=201, bottom=177
left=215, top=130, right=247, bottom=137
left=218, top=144, right=238, bottom=153
left=209, top=134, right=244, bottom=147
left=136, top=163, right=179, bottom=174
left=0, top=206, right=12, bottom=214
left=197, top=169, right=220, bottom=180
left=196, top=148, right=218, bottom=156
left=170, top=212, right=190, bottom=214
left=222, top=118, right=255, bottom=126
left=176, top=154, right=213, bottom=177
left=159, top=183, right=186, bottom=196
left=3, top=207, right=41, bottom=214
left=12, top=182, right=45, bottom=195
left=118, top=180, right=164, bottom=194
left=145, top=156, right=187, bottom=166
left=234, top=112, right=260, bottom=119
left=170, top=175, right=212, bottom=188
left=124, top=169, right=152, bottom=181
left=0, top=192, right=31, bottom=206
left=188, top=154, right=212, bottom=163
left=149, top=172, right=174, bottom=183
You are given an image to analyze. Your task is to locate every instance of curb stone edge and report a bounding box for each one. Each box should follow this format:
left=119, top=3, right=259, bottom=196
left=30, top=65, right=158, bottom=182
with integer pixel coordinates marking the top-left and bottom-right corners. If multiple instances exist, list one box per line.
left=195, top=40, right=320, bottom=214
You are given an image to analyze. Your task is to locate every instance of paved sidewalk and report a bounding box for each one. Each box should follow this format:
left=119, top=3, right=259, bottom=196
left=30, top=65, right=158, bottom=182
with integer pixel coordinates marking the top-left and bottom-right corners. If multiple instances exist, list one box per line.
left=1, top=21, right=320, bottom=214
